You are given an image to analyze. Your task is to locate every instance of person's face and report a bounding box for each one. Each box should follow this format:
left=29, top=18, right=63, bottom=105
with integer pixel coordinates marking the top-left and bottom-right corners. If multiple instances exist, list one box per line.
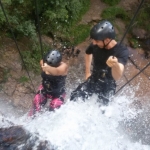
left=91, top=38, right=111, bottom=49
left=91, top=39, right=104, bottom=48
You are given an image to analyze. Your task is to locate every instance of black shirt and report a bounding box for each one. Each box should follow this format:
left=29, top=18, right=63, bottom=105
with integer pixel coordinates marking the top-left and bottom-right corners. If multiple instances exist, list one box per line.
left=41, top=72, right=66, bottom=96
left=86, top=43, right=129, bottom=80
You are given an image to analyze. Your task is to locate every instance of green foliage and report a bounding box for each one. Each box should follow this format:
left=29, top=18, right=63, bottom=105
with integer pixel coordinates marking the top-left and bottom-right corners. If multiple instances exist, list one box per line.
left=0, top=0, right=90, bottom=45
left=101, top=6, right=129, bottom=21
left=0, top=8, right=6, bottom=24
left=21, top=42, right=50, bottom=73
left=18, top=76, right=29, bottom=83
left=1, top=0, right=12, bottom=4
left=0, top=0, right=91, bottom=73
left=134, top=1, right=150, bottom=31
left=130, top=38, right=140, bottom=48
left=66, top=24, right=91, bottom=45
left=102, top=0, right=121, bottom=6
left=41, top=0, right=90, bottom=36
left=16, top=21, right=36, bottom=38
left=0, top=0, right=36, bottom=38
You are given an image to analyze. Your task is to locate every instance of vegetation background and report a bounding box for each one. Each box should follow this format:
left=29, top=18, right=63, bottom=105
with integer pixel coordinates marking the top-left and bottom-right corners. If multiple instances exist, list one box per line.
left=0, top=0, right=150, bottom=75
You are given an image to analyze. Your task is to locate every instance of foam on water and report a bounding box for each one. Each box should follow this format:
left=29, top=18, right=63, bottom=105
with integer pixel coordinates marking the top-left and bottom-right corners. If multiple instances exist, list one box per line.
left=7, top=95, right=148, bottom=150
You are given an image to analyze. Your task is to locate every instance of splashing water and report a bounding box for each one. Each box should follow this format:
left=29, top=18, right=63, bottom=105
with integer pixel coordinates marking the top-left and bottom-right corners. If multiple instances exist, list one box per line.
left=1, top=94, right=149, bottom=150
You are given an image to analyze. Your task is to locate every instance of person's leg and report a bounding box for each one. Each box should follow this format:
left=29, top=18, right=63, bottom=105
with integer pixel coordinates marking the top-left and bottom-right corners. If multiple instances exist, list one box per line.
left=92, top=81, right=106, bottom=104
left=49, top=93, right=66, bottom=111
left=70, top=78, right=92, bottom=101
left=100, top=80, right=116, bottom=105
left=28, top=85, right=47, bottom=116
left=98, top=93, right=110, bottom=105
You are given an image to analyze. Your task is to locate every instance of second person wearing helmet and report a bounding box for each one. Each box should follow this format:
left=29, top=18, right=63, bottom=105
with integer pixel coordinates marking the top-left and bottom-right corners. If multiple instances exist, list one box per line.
left=29, top=49, right=68, bottom=116
left=70, top=20, right=129, bottom=104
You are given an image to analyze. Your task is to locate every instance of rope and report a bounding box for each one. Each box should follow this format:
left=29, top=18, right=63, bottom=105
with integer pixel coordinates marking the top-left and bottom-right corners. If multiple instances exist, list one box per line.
left=119, top=0, right=145, bottom=44
left=128, top=56, right=150, bottom=79
left=0, top=0, right=36, bottom=93
left=34, top=0, right=44, bottom=60
left=115, top=62, right=150, bottom=95
left=115, top=0, right=146, bottom=94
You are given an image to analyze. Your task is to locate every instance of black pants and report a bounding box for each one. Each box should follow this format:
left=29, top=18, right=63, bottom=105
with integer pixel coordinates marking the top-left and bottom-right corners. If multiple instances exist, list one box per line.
left=70, top=76, right=116, bottom=105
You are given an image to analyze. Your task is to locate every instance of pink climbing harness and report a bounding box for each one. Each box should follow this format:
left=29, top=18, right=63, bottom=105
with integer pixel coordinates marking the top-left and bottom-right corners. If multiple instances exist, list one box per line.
left=29, top=85, right=65, bottom=116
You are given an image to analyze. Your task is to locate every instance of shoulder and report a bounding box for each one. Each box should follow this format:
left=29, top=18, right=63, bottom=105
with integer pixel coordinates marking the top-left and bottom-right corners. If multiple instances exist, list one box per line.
left=57, top=62, right=68, bottom=75
left=117, top=43, right=128, bottom=50
left=86, top=43, right=98, bottom=54
left=115, top=43, right=129, bottom=65
left=86, top=43, right=94, bottom=53
left=60, top=62, right=68, bottom=68
left=115, top=43, right=129, bottom=55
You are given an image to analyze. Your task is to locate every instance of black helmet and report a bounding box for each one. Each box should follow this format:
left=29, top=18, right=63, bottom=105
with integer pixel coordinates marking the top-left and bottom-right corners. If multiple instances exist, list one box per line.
left=90, top=20, right=115, bottom=40
left=44, top=50, right=62, bottom=67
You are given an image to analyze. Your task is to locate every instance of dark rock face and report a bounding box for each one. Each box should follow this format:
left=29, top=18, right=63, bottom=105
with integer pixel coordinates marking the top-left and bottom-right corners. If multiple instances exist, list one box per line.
left=130, top=28, right=150, bottom=58
left=0, top=67, right=5, bottom=84
left=0, top=126, right=52, bottom=150
left=131, top=28, right=147, bottom=39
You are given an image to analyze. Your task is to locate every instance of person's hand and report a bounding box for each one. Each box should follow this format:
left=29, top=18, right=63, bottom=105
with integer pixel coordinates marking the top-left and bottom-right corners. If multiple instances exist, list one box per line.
left=41, top=63, right=49, bottom=72
left=106, top=56, right=118, bottom=68
left=85, top=72, right=91, bottom=80
left=40, top=60, right=44, bottom=68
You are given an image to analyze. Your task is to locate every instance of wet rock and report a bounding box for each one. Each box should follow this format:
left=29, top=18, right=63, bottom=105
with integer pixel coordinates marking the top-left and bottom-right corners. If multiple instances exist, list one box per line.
left=0, top=67, right=5, bottom=83
left=1, top=46, right=22, bottom=71
left=12, top=92, right=34, bottom=109
left=119, top=0, right=139, bottom=11
left=132, top=28, right=147, bottom=39
left=130, top=27, right=150, bottom=58
left=3, top=78, right=17, bottom=96
left=0, top=126, right=53, bottom=150
left=0, top=126, right=30, bottom=149
left=91, top=16, right=100, bottom=23
left=139, top=38, right=150, bottom=59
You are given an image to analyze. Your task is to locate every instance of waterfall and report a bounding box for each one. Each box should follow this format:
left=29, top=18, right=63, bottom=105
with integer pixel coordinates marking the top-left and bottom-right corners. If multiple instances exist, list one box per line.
left=1, top=92, right=149, bottom=150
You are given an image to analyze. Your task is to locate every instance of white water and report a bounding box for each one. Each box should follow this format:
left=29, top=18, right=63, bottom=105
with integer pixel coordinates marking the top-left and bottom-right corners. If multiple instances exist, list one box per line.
left=1, top=93, right=150, bottom=150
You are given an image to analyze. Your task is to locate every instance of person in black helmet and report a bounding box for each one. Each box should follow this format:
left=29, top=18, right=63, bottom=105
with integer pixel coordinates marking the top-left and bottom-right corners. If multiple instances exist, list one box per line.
left=29, top=50, right=68, bottom=116
left=70, top=20, right=129, bottom=105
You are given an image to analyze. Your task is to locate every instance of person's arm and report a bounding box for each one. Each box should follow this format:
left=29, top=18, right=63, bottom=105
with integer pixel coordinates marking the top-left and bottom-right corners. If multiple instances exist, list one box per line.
left=40, top=59, right=43, bottom=67
left=106, top=56, right=124, bottom=81
left=85, top=54, right=92, bottom=80
left=40, top=60, right=68, bottom=76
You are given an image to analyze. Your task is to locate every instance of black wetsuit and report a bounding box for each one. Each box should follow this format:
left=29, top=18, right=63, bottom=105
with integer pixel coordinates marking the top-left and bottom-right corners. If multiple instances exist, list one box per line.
left=41, top=72, right=66, bottom=97
left=29, top=72, right=67, bottom=115
left=70, top=43, right=129, bottom=104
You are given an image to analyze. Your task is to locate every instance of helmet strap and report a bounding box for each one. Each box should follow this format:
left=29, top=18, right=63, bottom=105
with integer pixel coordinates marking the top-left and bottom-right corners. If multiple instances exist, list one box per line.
left=103, top=39, right=112, bottom=49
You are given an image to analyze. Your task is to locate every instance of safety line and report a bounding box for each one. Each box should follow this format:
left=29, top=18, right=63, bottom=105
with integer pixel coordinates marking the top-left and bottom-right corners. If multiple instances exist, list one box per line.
left=115, top=62, right=150, bottom=95
left=119, top=0, right=145, bottom=44
left=128, top=56, right=150, bottom=79
left=115, top=0, right=147, bottom=94
left=34, top=0, right=44, bottom=60
left=0, top=0, right=36, bottom=93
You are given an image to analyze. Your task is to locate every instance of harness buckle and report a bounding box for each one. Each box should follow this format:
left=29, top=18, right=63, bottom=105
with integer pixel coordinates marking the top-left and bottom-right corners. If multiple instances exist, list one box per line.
left=101, top=69, right=107, bottom=78
left=102, top=72, right=106, bottom=78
